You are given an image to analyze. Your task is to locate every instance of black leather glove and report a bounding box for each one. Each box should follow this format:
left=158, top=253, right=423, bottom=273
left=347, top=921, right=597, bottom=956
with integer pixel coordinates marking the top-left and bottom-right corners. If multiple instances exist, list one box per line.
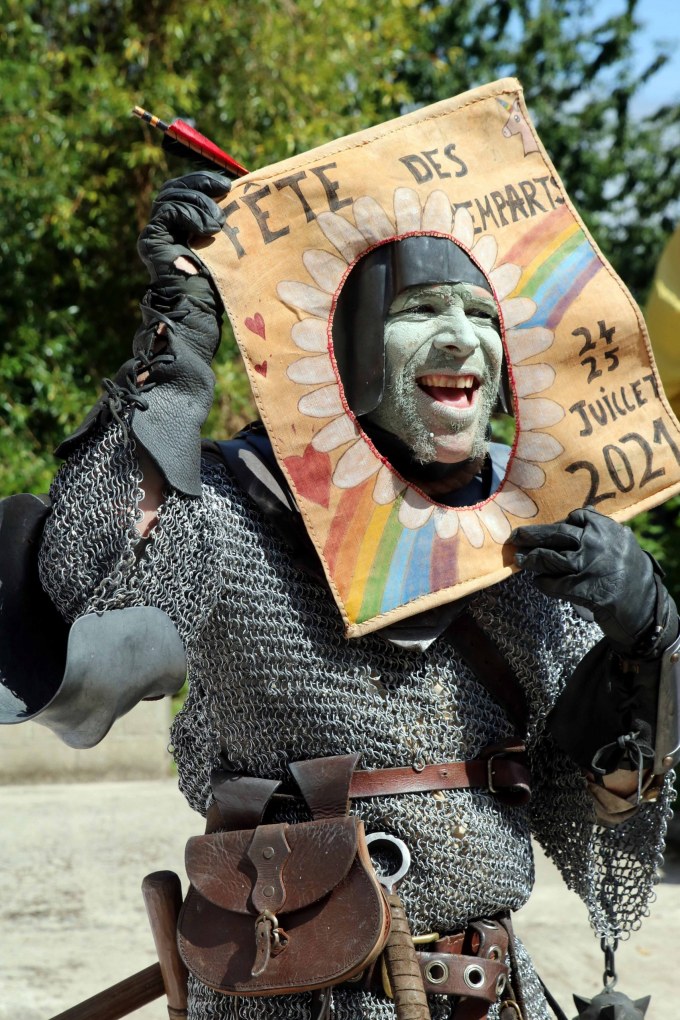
left=511, top=506, right=677, bottom=657
left=57, top=170, right=231, bottom=496
left=512, top=507, right=679, bottom=776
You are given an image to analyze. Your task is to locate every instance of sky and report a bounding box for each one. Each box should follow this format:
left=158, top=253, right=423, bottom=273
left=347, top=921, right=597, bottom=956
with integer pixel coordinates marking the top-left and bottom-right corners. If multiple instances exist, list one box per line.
left=612, top=0, right=680, bottom=115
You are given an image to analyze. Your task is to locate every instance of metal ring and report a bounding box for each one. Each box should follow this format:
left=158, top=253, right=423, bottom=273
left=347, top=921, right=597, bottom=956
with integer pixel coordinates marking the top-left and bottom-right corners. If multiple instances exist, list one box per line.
left=364, top=832, right=411, bottom=888
left=487, top=944, right=502, bottom=961
left=424, top=960, right=449, bottom=985
left=463, top=964, right=486, bottom=989
left=412, top=761, right=426, bottom=772
left=496, top=974, right=508, bottom=997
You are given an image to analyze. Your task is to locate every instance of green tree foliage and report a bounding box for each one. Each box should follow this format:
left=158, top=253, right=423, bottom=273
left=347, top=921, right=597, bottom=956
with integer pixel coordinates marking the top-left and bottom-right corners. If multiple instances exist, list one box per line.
left=400, top=0, right=680, bottom=297
left=0, top=0, right=434, bottom=490
left=1, top=2, right=678, bottom=588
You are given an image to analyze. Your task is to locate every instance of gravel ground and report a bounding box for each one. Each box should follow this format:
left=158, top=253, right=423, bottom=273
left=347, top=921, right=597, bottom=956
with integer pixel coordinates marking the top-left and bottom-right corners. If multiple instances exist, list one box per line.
left=1, top=780, right=678, bottom=1019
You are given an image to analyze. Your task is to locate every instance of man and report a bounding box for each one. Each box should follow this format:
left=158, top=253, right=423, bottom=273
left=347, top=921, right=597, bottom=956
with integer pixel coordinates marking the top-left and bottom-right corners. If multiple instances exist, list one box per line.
left=331, top=234, right=512, bottom=506
left=2, top=170, right=679, bottom=1020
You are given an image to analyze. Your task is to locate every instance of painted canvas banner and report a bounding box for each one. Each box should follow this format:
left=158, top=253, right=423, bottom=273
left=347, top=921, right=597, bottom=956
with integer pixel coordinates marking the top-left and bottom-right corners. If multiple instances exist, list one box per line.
left=193, top=78, right=680, bottom=637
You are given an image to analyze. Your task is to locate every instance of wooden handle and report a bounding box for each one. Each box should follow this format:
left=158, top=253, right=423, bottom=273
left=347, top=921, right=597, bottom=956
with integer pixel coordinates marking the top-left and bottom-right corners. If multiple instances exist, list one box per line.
left=384, top=891, right=431, bottom=1020
left=48, top=963, right=164, bottom=1020
left=142, top=871, right=189, bottom=1016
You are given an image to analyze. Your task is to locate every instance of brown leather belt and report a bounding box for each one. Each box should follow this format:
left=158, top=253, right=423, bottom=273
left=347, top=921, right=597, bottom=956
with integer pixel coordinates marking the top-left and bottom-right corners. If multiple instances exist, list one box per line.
left=206, top=747, right=531, bottom=834
left=348, top=745, right=531, bottom=805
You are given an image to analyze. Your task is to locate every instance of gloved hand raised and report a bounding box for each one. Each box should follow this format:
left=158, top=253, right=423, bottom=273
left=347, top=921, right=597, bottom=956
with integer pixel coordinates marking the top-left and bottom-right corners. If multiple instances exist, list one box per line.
left=511, top=507, right=677, bottom=658
left=57, top=170, right=231, bottom=496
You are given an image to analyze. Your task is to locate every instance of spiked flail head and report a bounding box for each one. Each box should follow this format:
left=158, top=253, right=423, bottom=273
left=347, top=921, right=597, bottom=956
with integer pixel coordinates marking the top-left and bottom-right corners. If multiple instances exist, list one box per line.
left=573, top=989, right=651, bottom=1020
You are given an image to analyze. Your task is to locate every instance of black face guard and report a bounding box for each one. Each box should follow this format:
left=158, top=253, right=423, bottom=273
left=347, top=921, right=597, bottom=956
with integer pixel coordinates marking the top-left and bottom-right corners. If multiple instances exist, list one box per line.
left=330, top=235, right=510, bottom=417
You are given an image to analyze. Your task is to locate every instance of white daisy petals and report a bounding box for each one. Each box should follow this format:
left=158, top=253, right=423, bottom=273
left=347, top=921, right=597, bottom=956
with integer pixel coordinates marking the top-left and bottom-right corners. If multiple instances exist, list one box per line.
left=505, top=325, right=552, bottom=362
left=316, top=212, right=367, bottom=263
left=514, top=431, right=564, bottom=462
left=452, top=206, right=475, bottom=248
left=291, top=318, right=328, bottom=353
left=277, top=281, right=332, bottom=318
left=494, top=482, right=538, bottom=519
left=459, top=511, right=486, bottom=548
left=501, top=296, right=536, bottom=329
left=477, top=501, right=513, bottom=543
left=470, top=235, right=498, bottom=273
left=276, top=194, right=560, bottom=548
left=333, top=440, right=381, bottom=488
left=353, top=197, right=395, bottom=245
left=298, top=385, right=344, bottom=418
left=508, top=458, right=546, bottom=490
left=302, top=250, right=347, bottom=294
left=489, top=263, right=522, bottom=301
left=518, top=397, right=564, bottom=431
left=287, top=354, right=335, bottom=386
left=394, top=188, right=422, bottom=234
left=312, top=415, right=360, bottom=452
left=433, top=508, right=459, bottom=539
left=373, top=464, right=406, bottom=505
left=513, top=364, right=555, bottom=398
left=421, top=191, right=452, bottom=233
left=398, top=488, right=434, bottom=529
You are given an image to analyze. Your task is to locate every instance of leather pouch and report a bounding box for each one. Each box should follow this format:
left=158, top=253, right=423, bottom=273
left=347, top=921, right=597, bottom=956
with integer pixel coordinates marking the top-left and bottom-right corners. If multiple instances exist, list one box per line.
left=177, top=755, right=391, bottom=995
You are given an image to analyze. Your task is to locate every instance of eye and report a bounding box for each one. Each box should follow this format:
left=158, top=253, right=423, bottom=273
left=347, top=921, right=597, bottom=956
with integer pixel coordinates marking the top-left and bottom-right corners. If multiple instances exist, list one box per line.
left=407, top=303, right=438, bottom=315
left=468, top=306, right=497, bottom=322
left=392, top=302, right=438, bottom=317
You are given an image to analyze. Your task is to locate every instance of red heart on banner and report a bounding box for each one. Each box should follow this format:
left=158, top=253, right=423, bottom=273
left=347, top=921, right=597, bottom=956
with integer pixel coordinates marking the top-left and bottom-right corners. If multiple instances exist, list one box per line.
left=245, top=312, right=266, bottom=339
left=285, top=444, right=333, bottom=508
left=254, top=361, right=268, bottom=377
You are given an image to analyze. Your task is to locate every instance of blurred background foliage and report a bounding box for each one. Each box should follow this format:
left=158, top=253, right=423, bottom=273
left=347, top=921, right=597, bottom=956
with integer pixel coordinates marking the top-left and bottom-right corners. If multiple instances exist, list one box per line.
left=1, top=0, right=679, bottom=586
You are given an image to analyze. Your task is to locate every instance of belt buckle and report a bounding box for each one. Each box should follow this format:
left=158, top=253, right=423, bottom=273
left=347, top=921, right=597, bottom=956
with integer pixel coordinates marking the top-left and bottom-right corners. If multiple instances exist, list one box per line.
left=487, top=753, right=503, bottom=794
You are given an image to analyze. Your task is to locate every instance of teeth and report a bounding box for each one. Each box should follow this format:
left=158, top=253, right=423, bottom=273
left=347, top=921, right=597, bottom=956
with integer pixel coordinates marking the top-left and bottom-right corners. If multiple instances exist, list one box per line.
left=419, top=374, right=477, bottom=388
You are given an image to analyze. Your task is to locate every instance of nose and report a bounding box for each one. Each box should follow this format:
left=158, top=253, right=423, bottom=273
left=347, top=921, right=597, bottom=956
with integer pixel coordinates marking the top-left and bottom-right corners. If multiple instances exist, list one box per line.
left=431, top=309, right=480, bottom=356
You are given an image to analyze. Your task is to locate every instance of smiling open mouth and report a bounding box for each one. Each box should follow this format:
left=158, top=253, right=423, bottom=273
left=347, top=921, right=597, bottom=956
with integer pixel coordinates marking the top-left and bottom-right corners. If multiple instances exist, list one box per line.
left=417, top=373, right=480, bottom=408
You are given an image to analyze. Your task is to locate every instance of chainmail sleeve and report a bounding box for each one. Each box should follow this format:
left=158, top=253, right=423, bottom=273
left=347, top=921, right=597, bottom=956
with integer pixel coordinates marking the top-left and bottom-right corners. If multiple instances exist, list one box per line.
left=469, top=576, right=675, bottom=941
left=39, top=421, right=230, bottom=636
left=529, top=729, right=675, bottom=941
left=523, top=601, right=675, bottom=942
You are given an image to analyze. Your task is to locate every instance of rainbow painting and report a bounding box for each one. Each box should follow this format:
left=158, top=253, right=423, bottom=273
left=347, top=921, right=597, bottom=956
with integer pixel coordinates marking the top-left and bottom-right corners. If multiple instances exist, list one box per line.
left=505, top=205, right=602, bottom=328
left=325, top=482, right=460, bottom=623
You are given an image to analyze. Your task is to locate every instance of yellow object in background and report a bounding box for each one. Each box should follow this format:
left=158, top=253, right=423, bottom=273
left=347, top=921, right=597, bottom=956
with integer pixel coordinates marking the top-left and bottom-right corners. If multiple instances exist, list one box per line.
left=646, top=224, right=680, bottom=418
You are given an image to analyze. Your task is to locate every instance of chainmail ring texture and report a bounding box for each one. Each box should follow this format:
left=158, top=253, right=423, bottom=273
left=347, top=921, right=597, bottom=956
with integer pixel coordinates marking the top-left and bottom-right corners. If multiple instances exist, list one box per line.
left=39, top=422, right=675, bottom=1020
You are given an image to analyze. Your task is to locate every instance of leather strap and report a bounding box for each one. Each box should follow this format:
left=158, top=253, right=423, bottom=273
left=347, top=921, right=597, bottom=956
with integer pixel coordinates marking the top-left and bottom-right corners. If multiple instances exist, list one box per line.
left=349, top=921, right=510, bottom=1004
left=289, top=753, right=360, bottom=818
left=447, top=611, right=529, bottom=738
left=207, top=770, right=281, bottom=832
left=211, top=748, right=531, bottom=832
left=349, top=747, right=530, bottom=805
left=416, top=951, right=507, bottom=999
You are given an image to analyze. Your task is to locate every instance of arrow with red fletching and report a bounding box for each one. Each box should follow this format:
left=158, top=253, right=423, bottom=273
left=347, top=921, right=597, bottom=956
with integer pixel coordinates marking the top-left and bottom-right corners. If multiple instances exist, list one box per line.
left=132, top=106, right=248, bottom=179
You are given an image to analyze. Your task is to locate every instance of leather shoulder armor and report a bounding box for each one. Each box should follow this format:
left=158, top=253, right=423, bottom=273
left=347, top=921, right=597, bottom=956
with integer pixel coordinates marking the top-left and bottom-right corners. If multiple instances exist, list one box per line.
left=0, top=493, right=70, bottom=723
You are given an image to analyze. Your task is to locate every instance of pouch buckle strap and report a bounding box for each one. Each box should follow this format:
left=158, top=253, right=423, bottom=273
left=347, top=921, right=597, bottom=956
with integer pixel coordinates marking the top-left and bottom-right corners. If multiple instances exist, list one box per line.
left=247, top=823, right=291, bottom=914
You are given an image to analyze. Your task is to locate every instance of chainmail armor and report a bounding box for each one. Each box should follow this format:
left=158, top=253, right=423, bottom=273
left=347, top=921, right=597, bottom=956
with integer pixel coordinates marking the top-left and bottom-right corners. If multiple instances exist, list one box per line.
left=39, top=423, right=675, bottom=1020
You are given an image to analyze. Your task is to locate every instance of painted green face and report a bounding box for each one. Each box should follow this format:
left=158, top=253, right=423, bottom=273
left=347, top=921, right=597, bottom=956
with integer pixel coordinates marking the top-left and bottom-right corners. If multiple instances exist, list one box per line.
left=365, top=281, right=503, bottom=464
